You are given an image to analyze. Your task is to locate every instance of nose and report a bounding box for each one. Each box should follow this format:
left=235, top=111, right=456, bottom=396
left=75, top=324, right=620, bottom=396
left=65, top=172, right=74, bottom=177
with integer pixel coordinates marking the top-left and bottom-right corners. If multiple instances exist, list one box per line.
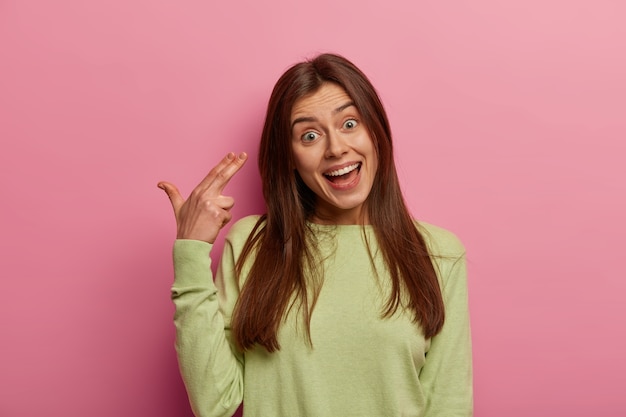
left=324, top=131, right=349, bottom=159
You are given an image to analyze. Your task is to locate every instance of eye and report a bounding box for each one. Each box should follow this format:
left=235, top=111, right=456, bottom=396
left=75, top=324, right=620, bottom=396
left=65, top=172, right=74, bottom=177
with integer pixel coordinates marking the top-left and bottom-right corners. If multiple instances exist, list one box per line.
left=301, top=131, right=320, bottom=142
left=343, top=119, right=358, bottom=130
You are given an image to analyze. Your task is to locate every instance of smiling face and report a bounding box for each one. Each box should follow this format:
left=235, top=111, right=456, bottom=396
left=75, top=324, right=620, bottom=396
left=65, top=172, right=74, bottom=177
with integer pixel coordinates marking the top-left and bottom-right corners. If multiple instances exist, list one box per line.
left=290, top=83, right=378, bottom=225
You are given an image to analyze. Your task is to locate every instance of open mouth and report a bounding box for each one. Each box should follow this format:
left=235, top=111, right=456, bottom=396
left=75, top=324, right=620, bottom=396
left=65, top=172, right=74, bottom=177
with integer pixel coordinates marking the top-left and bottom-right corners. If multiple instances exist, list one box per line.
left=323, top=162, right=361, bottom=184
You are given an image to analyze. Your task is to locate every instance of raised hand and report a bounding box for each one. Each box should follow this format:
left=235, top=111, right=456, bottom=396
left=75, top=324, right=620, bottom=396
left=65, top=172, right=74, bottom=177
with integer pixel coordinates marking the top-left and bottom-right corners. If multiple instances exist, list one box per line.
left=158, top=152, right=248, bottom=243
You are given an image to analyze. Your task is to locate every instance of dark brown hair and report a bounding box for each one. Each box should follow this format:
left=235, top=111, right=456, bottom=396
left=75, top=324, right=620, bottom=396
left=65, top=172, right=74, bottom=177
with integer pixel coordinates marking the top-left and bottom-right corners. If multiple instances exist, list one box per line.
left=232, top=53, right=444, bottom=352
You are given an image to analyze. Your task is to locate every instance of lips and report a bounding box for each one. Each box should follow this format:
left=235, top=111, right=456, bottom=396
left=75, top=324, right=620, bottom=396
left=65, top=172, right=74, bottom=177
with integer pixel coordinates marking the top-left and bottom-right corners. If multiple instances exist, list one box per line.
left=323, top=162, right=361, bottom=185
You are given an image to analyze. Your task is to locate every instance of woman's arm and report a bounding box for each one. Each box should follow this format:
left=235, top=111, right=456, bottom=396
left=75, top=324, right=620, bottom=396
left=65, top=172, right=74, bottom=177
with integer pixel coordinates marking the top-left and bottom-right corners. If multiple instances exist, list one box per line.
left=159, top=152, right=249, bottom=417
left=172, top=239, right=244, bottom=417
left=420, top=251, right=473, bottom=416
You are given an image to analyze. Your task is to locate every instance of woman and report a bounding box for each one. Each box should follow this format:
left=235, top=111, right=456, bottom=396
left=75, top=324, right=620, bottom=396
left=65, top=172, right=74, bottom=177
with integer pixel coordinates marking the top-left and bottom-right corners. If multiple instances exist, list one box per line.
left=158, top=53, right=472, bottom=417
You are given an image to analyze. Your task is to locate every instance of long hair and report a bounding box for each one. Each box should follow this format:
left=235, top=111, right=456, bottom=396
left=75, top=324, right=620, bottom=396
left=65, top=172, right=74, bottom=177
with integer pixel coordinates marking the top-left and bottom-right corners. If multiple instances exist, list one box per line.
left=232, top=53, right=444, bottom=352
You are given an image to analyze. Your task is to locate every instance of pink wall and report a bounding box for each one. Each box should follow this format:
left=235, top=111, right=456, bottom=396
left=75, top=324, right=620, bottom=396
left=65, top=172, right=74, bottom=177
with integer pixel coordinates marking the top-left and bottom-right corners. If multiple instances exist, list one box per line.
left=1, top=0, right=624, bottom=416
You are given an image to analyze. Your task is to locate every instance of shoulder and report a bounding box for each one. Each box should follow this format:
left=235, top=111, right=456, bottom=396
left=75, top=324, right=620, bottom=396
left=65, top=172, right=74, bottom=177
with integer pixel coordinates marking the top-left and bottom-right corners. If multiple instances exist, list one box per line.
left=415, top=220, right=466, bottom=258
left=228, top=214, right=263, bottom=235
left=224, top=215, right=264, bottom=248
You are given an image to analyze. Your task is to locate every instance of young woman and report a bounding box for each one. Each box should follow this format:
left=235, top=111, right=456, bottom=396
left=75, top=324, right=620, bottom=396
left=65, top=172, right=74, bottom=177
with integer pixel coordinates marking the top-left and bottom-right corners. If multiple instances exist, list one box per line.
left=158, top=53, right=472, bottom=417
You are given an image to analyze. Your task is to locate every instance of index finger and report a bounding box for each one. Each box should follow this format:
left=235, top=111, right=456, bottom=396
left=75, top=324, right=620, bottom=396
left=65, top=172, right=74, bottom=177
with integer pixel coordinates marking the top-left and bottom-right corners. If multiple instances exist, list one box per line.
left=200, top=152, right=248, bottom=194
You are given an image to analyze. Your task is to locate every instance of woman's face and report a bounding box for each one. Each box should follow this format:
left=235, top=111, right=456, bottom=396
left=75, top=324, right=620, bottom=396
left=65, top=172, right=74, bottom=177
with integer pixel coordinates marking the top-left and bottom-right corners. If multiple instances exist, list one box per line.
left=290, top=83, right=378, bottom=224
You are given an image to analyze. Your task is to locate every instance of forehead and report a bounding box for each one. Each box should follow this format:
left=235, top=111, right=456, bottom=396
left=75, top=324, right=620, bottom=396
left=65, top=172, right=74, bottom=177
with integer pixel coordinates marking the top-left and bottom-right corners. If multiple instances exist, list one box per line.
left=290, top=83, right=353, bottom=119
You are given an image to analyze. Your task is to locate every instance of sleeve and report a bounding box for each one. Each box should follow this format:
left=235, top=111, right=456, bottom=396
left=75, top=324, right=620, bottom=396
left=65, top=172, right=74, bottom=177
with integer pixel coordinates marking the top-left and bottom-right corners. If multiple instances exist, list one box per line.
left=419, top=252, right=473, bottom=417
left=171, top=238, right=244, bottom=417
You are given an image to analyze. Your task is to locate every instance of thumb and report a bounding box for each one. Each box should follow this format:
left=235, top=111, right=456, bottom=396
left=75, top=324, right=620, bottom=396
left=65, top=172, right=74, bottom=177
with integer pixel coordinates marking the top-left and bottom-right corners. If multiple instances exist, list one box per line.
left=157, top=181, right=184, bottom=214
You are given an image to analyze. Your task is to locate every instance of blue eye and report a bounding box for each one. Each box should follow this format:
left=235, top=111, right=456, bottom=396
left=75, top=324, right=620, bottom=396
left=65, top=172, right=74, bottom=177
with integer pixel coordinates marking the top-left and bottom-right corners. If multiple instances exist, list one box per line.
left=343, top=119, right=358, bottom=129
left=301, top=131, right=320, bottom=142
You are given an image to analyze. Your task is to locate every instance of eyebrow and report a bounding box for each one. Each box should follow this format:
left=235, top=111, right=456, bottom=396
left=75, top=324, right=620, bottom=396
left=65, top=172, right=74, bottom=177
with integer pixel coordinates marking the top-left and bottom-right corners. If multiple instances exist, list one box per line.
left=291, top=101, right=356, bottom=130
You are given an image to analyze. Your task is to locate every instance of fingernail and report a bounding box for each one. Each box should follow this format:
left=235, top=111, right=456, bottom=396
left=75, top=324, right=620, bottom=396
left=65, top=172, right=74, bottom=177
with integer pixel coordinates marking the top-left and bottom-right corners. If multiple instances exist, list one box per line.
left=238, top=152, right=247, bottom=160
left=227, top=152, right=235, bottom=160
left=157, top=183, right=165, bottom=190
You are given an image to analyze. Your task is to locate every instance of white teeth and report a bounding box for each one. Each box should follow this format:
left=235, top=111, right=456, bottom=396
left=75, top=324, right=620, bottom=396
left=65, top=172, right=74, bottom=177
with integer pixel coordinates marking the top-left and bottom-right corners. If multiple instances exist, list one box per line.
left=325, top=163, right=360, bottom=177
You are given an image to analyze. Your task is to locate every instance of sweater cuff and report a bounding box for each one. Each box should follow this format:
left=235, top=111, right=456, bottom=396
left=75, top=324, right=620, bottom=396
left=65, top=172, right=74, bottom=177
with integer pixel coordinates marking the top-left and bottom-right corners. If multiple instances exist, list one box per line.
left=173, top=239, right=214, bottom=288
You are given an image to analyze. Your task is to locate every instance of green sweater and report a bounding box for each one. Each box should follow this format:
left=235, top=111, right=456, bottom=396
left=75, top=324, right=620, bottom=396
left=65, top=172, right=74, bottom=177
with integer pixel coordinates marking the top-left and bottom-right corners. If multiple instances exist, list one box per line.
left=172, top=215, right=473, bottom=417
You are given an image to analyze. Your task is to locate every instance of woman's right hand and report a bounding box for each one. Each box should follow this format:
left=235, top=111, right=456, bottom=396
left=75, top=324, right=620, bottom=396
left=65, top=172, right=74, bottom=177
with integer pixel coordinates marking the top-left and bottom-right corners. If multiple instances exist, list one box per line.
left=157, top=152, right=248, bottom=243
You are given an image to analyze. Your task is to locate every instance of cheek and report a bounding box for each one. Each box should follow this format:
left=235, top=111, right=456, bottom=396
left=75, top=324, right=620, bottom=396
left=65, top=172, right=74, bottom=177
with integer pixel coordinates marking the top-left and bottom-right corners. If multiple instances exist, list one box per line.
left=292, top=151, right=311, bottom=178
left=359, top=135, right=378, bottom=165
left=290, top=145, right=302, bottom=170
left=292, top=146, right=321, bottom=173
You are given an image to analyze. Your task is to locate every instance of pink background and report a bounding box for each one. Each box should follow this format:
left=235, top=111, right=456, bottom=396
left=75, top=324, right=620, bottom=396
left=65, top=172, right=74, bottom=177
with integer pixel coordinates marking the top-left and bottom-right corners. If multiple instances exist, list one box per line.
left=1, top=0, right=624, bottom=416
